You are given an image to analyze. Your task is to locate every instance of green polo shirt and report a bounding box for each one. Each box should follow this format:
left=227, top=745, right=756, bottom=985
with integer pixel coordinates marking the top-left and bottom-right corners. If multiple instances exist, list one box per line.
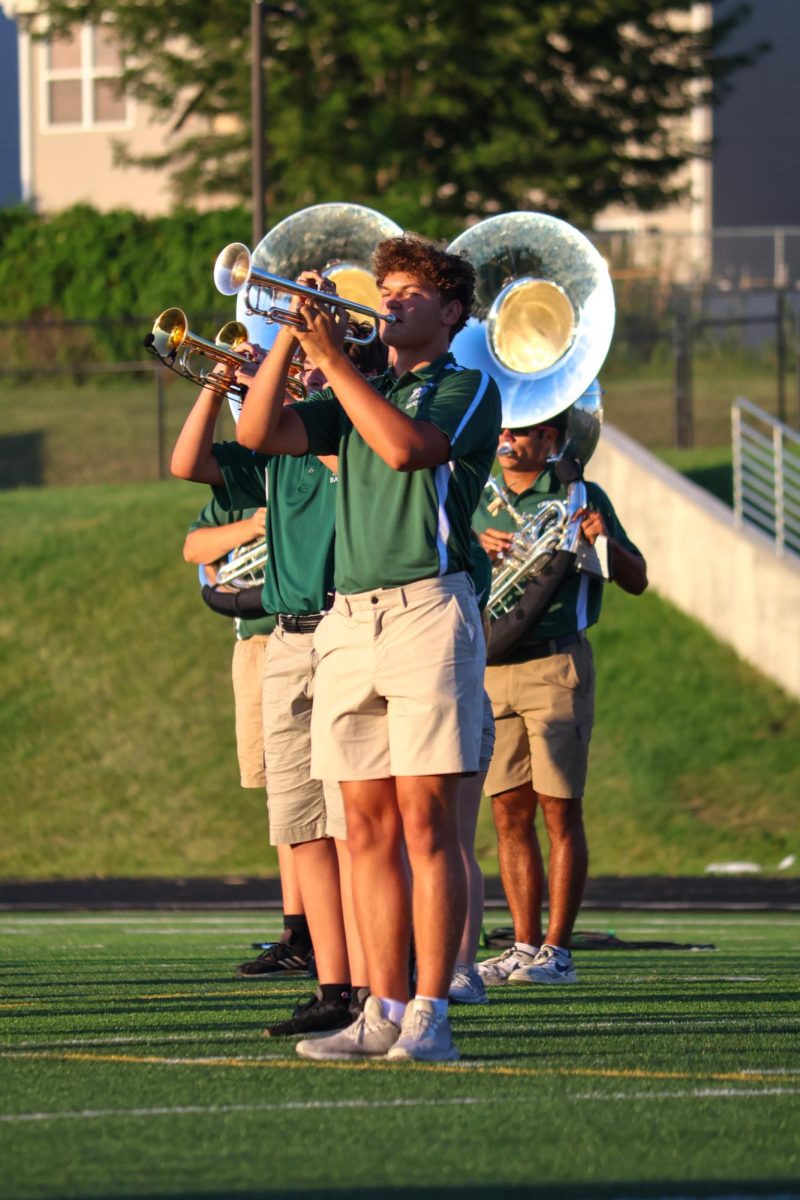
left=211, top=442, right=336, bottom=616
left=294, top=352, right=502, bottom=594
left=473, top=465, right=641, bottom=646
left=188, top=496, right=277, bottom=638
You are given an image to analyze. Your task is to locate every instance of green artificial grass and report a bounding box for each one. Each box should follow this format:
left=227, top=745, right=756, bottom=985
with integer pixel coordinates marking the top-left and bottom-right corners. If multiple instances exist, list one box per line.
left=1, top=910, right=799, bottom=1198
left=1, top=481, right=799, bottom=880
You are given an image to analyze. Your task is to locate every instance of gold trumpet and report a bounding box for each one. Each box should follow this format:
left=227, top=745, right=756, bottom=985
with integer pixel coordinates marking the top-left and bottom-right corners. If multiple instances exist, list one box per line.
left=214, top=243, right=397, bottom=345
left=144, top=307, right=307, bottom=400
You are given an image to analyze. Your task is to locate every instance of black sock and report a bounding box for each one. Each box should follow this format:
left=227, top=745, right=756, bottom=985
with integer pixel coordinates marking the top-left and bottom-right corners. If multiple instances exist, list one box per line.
left=320, top=983, right=351, bottom=1006
left=282, top=914, right=311, bottom=950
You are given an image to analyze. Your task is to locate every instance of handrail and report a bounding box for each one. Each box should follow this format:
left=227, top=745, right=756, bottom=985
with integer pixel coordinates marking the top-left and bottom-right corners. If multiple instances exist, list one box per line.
left=732, top=396, right=800, bottom=558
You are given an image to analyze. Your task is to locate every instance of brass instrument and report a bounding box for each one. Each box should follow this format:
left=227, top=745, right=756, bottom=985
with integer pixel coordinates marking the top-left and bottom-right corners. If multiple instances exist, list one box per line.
left=483, top=476, right=591, bottom=618
left=144, top=307, right=306, bottom=401
left=447, top=213, right=614, bottom=613
left=215, top=536, right=268, bottom=590
left=214, top=202, right=403, bottom=345
left=447, top=213, right=614, bottom=435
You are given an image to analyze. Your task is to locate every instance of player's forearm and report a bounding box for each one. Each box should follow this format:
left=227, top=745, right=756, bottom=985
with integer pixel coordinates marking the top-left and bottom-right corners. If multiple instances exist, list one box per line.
left=183, top=523, right=260, bottom=565
left=171, top=387, right=225, bottom=483
left=610, top=543, right=648, bottom=595
left=236, top=329, right=300, bottom=453
left=319, top=352, right=445, bottom=470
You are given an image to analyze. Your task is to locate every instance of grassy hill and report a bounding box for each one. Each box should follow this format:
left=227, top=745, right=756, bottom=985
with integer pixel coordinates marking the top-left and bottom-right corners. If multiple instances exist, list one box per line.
left=1, top=480, right=798, bottom=880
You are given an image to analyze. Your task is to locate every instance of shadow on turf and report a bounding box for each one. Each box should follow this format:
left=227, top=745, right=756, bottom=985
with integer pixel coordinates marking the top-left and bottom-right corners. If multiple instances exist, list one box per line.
left=81, top=1185, right=800, bottom=1199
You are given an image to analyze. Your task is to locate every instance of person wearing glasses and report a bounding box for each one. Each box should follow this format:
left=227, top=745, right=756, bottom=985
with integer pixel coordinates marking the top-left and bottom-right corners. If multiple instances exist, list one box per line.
left=472, top=415, right=647, bottom=986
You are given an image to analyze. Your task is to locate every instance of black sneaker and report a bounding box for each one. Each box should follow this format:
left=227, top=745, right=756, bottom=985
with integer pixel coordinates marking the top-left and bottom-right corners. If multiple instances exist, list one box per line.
left=263, top=987, right=353, bottom=1038
left=237, top=929, right=314, bottom=978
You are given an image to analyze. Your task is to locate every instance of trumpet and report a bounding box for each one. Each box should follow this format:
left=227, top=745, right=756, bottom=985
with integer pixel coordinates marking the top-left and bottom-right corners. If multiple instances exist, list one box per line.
left=214, top=243, right=397, bottom=345
left=144, top=307, right=306, bottom=400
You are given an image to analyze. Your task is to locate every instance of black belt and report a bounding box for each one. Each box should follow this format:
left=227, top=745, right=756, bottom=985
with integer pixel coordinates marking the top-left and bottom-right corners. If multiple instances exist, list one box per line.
left=277, top=613, right=326, bottom=634
left=524, top=632, right=582, bottom=660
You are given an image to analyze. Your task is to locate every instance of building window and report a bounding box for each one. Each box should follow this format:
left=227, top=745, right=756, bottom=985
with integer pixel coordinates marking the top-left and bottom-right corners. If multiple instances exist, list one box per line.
left=42, top=24, right=130, bottom=130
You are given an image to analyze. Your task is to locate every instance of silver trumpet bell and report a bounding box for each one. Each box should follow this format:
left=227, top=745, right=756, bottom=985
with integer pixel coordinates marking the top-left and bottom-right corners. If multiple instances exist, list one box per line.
left=447, top=212, right=614, bottom=455
left=214, top=202, right=403, bottom=348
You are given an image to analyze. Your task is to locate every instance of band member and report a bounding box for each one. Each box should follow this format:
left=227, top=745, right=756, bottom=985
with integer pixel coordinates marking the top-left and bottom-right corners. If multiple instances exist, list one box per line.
left=235, top=235, right=502, bottom=1062
left=183, top=499, right=313, bottom=976
left=171, top=350, right=369, bottom=1039
left=449, top=537, right=494, bottom=1007
left=473, top=415, right=647, bottom=986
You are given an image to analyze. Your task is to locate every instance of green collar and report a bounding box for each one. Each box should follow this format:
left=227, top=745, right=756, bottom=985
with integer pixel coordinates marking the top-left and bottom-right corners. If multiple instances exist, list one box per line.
left=504, top=464, right=557, bottom=501
left=384, top=351, right=456, bottom=391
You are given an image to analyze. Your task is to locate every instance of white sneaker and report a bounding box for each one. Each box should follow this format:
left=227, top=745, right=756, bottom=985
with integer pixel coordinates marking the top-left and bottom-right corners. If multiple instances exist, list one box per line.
left=386, top=999, right=459, bottom=1062
left=449, top=963, right=489, bottom=1005
left=295, top=995, right=400, bottom=1060
left=508, top=943, right=577, bottom=984
left=476, top=943, right=539, bottom=986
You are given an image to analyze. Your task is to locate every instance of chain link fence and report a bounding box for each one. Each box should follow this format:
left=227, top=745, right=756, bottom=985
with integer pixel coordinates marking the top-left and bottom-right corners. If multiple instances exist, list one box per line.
left=3, top=228, right=800, bottom=488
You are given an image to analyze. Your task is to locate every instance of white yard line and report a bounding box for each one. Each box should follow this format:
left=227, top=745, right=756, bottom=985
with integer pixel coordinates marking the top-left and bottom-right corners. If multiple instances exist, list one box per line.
left=0, top=1097, right=489, bottom=1124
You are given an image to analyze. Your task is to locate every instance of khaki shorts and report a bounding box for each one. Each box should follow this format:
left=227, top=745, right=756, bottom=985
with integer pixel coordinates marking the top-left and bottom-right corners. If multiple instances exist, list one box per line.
left=484, top=636, right=595, bottom=800
left=231, top=635, right=270, bottom=789
left=262, top=627, right=345, bottom=845
left=478, top=690, right=495, bottom=774
left=310, top=573, right=486, bottom=781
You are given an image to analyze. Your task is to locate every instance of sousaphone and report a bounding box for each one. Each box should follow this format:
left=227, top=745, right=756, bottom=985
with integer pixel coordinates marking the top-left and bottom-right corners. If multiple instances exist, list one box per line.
left=223, top=201, right=403, bottom=419
left=447, top=211, right=613, bottom=465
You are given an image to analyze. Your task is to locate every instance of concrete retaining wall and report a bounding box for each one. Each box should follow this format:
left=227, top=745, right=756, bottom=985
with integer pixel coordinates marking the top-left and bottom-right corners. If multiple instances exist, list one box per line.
left=589, top=424, right=800, bottom=700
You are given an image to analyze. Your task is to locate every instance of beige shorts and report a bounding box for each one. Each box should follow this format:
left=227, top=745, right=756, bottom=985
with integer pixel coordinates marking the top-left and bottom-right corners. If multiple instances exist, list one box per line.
left=310, top=573, right=486, bottom=781
left=484, top=636, right=595, bottom=800
left=231, top=635, right=270, bottom=789
left=262, top=627, right=346, bottom=845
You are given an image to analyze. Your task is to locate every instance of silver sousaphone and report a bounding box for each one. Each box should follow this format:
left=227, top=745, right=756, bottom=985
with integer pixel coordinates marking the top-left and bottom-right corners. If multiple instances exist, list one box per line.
left=221, top=201, right=403, bottom=421
left=447, top=213, right=614, bottom=611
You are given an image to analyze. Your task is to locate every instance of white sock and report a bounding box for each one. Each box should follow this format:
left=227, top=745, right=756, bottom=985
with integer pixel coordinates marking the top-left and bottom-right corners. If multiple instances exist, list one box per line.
left=379, top=997, right=407, bottom=1026
left=515, top=941, right=539, bottom=957
left=415, top=995, right=448, bottom=1018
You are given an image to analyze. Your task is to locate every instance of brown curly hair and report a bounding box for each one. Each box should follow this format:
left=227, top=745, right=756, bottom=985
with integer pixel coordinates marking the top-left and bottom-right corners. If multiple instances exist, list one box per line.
left=372, top=235, right=475, bottom=340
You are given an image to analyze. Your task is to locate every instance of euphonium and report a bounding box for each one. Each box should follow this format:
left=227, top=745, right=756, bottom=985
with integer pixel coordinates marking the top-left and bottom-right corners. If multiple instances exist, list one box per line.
left=214, top=537, right=268, bottom=590
left=484, top=476, right=589, bottom=618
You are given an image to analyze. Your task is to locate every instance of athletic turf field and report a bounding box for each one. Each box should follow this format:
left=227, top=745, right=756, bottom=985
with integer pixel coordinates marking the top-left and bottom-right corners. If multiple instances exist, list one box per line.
left=1, top=910, right=798, bottom=1199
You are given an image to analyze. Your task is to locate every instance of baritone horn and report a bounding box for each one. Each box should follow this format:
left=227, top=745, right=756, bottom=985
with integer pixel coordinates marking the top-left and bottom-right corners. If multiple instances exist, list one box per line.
left=143, top=308, right=305, bottom=400
left=214, top=536, right=268, bottom=590
left=214, top=202, right=403, bottom=345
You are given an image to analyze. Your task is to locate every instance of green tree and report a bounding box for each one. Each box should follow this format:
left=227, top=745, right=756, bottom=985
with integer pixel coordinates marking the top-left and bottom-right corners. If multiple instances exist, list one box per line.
left=35, top=0, right=763, bottom=235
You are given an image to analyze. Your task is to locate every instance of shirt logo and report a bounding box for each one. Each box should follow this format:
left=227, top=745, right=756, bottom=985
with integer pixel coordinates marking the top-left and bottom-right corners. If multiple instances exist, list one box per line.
left=405, top=381, right=434, bottom=411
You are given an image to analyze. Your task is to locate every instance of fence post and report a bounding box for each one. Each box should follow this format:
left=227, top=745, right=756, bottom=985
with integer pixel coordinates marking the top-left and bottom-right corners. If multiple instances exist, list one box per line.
left=672, top=313, right=694, bottom=449
left=156, top=367, right=167, bottom=480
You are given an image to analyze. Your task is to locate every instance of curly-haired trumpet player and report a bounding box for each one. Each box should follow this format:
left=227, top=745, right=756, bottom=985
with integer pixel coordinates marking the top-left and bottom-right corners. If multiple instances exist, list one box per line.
left=235, top=235, right=502, bottom=1063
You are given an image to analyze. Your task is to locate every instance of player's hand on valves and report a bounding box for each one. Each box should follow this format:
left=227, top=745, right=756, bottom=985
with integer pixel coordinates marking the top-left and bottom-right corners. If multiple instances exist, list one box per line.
left=478, top=527, right=515, bottom=562
left=576, top=508, right=608, bottom=546
left=232, top=341, right=264, bottom=388
left=294, top=287, right=348, bottom=364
